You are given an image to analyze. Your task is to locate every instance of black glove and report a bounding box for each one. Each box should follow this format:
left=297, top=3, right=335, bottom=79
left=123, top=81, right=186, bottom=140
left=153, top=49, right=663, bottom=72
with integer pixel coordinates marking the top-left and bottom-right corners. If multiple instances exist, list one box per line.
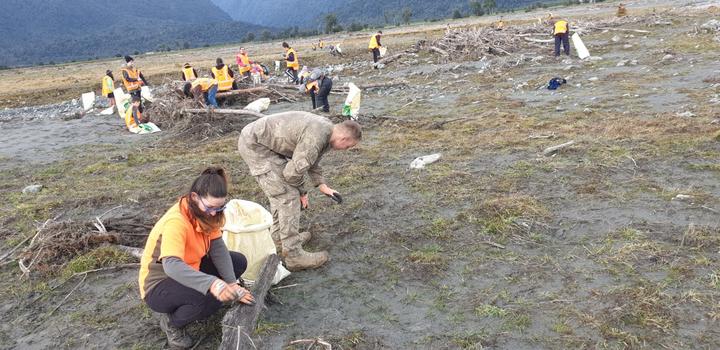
left=325, top=192, right=343, bottom=204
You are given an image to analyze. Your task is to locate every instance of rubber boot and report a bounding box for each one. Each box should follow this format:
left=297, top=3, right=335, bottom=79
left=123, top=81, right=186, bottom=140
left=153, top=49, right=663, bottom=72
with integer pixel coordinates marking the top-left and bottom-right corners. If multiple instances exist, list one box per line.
left=283, top=247, right=329, bottom=271
left=157, top=313, right=194, bottom=349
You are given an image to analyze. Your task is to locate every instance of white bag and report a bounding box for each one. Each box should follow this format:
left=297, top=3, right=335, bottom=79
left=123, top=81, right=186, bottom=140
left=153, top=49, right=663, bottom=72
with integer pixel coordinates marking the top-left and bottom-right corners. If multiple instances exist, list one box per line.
left=222, top=199, right=291, bottom=284
left=342, top=83, right=361, bottom=119
left=114, top=88, right=129, bottom=118
left=379, top=47, right=388, bottom=57
left=571, top=33, right=590, bottom=59
left=141, top=86, right=154, bottom=102
left=244, top=98, right=271, bottom=113
left=81, top=91, right=95, bottom=111
left=410, top=153, right=442, bottom=169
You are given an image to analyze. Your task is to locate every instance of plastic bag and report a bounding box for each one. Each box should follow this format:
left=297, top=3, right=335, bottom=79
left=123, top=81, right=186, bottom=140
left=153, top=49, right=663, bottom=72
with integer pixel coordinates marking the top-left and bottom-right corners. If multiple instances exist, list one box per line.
left=81, top=91, right=95, bottom=111
left=341, top=83, right=361, bottom=119
left=245, top=98, right=271, bottom=113
left=410, top=153, right=442, bottom=169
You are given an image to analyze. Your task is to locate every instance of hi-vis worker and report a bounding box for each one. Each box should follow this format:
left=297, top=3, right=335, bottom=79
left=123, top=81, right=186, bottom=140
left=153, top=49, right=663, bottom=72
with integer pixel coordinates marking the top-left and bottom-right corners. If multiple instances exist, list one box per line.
left=121, top=55, right=148, bottom=99
left=183, top=78, right=219, bottom=108
left=125, top=96, right=149, bottom=132
left=368, top=31, right=383, bottom=65
left=181, top=63, right=198, bottom=81
left=211, top=58, right=236, bottom=92
left=305, top=69, right=332, bottom=113
left=102, top=70, right=116, bottom=107
left=282, top=42, right=299, bottom=84
left=235, top=48, right=253, bottom=78
left=552, top=18, right=571, bottom=57
left=318, top=39, right=325, bottom=49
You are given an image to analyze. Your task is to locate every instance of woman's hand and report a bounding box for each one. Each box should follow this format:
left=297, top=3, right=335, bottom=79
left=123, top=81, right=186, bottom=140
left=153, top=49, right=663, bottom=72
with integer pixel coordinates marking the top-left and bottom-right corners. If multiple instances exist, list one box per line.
left=300, top=193, right=309, bottom=209
left=210, top=279, right=236, bottom=302
left=229, top=284, right=255, bottom=305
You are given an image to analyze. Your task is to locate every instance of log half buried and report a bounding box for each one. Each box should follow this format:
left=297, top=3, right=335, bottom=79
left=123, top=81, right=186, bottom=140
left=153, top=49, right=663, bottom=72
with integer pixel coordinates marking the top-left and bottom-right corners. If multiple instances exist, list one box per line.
left=219, top=254, right=280, bottom=350
left=181, top=108, right=266, bottom=119
left=215, top=87, right=269, bottom=99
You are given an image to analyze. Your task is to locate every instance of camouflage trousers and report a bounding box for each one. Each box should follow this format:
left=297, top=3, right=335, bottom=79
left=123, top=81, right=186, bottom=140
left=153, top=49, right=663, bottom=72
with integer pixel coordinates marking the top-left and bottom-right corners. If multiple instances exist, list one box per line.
left=238, top=139, right=302, bottom=252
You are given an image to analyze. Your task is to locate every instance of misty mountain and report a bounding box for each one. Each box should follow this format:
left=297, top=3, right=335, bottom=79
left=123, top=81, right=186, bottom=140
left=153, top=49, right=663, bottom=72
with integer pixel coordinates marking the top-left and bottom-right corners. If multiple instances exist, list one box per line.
left=0, top=0, right=270, bottom=67
left=211, top=0, right=557, bottom=29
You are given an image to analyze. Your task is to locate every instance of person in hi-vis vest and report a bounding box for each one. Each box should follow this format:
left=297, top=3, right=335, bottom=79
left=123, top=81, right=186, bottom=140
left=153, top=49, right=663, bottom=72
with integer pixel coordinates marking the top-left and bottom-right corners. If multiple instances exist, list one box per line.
left=368, top=31, right=383, bottom=65
left=102, top=70, right=115, bottom=107
left=282, top=42, right=299, bottom=84
left=181, top=63, right=198, bottom=81
left=211, top=58, right=237, bottom=91
left=552, top=18, right=571, bottom=57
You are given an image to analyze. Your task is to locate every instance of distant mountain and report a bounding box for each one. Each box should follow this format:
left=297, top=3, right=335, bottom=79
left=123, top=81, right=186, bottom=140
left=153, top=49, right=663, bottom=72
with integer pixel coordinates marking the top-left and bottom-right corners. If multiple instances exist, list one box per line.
left=211, top=0, right=558, bottom=29
left=0, top=0, right=271, bottom=67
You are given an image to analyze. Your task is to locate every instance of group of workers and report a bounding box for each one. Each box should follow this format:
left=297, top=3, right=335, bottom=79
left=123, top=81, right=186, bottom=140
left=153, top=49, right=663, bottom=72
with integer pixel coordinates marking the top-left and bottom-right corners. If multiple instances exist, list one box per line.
left=138, top=112, right=362, bottom=348
left=100, top=55, right=152, bottom=131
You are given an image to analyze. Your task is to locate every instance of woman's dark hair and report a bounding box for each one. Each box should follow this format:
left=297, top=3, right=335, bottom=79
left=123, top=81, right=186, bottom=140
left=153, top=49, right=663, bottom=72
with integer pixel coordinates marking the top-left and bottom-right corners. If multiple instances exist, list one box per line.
left=282, top=42, right=290, bottom=48
left=185, top=167, right=229, bottom=232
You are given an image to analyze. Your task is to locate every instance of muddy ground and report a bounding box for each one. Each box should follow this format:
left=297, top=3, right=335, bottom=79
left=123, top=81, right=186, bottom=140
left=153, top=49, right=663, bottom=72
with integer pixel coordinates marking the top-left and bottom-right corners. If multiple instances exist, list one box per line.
left=2, top=0, right=720, bottom=349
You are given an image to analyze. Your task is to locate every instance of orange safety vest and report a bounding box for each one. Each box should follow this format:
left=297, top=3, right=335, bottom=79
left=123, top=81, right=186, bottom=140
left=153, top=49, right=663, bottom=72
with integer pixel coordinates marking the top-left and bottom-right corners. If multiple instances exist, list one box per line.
left=211, top=65, right=233, bottom=91
left=554, top=20, right=568, bottom=35
left=191, top=78, right=218, bottom=92
left=285, top=48, right=299, bottom=70
left=124, top=106, right=142, bottom=130
left=122, top=67, right=143, bottom=92
left=236, top=54, right=251, bottom=74
left=368, top=34, right=380, bottom=49
left=102, top=76, right=114, bottom=97
left=182, top=67, right=196, bottom=81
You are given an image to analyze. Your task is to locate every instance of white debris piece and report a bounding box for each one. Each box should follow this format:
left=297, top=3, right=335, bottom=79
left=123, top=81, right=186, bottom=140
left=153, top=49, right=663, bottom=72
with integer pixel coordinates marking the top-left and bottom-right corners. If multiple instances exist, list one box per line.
left=410, top=153, right=442, bottom=169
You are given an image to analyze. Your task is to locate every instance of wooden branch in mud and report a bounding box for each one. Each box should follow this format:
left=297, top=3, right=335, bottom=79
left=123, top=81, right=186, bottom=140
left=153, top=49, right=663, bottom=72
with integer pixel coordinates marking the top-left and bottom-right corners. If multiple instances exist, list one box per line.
left=543, top=140, right=575, bottom=156
left=289, top=338, right=332, bottom=349
left=181, top=108, right=265, bottom=119
left=215, top=87, right=268, bottom=99
left=596, top=27, right=651, bottom=34
left=220, top=254, right=280, bottom=350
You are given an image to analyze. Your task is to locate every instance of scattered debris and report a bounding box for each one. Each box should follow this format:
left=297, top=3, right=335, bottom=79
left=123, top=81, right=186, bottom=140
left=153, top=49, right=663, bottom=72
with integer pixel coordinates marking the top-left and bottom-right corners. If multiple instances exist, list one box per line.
left=676, top=111, right=696, bottom=117
left=22, top=184, right=43, bottom=194
left=543, top=140, right=575, bottom=156
left=410, top=153, right=442, bottom=169
left=673, top=194, right=694, bottom=201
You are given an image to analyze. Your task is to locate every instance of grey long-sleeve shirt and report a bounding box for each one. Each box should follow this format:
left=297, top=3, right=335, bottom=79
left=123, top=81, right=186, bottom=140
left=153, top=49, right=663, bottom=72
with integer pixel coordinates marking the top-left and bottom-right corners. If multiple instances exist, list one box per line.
left=162, top=238, right=236, bottom=295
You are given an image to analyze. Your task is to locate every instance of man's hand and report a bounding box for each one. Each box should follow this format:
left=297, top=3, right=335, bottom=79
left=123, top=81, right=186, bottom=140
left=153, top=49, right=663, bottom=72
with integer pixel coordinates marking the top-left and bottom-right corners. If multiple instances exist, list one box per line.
left=318, top=184, right=343, bottom=204
left=300, top=193, right=309, bottom=209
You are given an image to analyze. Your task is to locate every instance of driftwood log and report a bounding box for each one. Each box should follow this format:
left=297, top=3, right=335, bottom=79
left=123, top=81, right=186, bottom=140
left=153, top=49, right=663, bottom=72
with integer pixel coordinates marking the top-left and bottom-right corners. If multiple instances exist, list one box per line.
left=181, top=108, right=266, bottom=119
left=543, top=140, right=575, bottom=156
left=216, top=87, right=269, bottom=99
left=219, top=254, right=280, bottom=350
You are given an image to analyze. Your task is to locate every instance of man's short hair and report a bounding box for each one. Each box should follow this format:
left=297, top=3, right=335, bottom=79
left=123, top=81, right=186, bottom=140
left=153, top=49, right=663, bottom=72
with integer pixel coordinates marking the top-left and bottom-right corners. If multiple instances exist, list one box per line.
left=131, top=95, right=141, bottom=103
left=339, top=120, right=362, bottom=140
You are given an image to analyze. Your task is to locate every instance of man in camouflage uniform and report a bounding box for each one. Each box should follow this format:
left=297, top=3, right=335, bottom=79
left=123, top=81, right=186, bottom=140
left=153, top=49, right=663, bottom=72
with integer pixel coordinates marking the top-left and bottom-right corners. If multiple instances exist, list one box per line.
left=238, top=111, right=362, bottom=270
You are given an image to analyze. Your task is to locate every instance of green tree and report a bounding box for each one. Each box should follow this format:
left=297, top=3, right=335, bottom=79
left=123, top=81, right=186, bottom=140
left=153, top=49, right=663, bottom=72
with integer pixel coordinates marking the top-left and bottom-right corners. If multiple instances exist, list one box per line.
left=469, top=0, right=485, bottom=16
left=324, top=13, right=339, bottom=34
left=245, top=32, right=256, bottom=42
left=452, top=9, right=464, bottom=19
left=483, top=0, right=497, bottom=14
left=183, top=41, right=190, bottom=49
left=401, top=7, right=413, bottom=25
left=261, top=30, right=272, bottom=41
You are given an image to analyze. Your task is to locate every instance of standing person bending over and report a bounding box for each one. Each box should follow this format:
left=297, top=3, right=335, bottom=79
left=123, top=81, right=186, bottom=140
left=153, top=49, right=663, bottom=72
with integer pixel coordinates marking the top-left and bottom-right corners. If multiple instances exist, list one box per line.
left=282, top=42, right=300, bottom=84
left=183, top=78, right=219, bottom=108
left=139, top=168, right=254, bottom=349
left=237, top=112, right=361, bottom=270
left=368, top=31, right=383, bottom=65
left=305, top=69, right=333, bottom=113
left=553, top=18, right=571, bottom=57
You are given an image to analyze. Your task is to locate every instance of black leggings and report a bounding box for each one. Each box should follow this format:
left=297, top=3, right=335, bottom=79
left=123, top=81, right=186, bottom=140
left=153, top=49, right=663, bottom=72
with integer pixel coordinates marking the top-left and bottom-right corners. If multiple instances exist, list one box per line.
left=310, top=78, right=332, bottom=112
left=144, top=251, right=247, bottom=328
left=285, top=68, right=298, bottom=84
left=372, top=48, right=380, bottom=63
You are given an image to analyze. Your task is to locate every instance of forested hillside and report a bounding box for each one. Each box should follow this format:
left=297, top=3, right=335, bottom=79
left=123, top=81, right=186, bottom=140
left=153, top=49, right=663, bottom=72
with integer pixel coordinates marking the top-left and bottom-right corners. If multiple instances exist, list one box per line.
left=0, top=0, right=268, bottom=67
left=212, top=0, right=559, bottom=28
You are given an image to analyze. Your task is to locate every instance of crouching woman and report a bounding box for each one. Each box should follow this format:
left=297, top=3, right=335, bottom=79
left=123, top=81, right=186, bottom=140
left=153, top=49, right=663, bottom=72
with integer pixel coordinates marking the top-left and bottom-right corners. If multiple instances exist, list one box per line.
left=138, top=167, right=254, bottom=349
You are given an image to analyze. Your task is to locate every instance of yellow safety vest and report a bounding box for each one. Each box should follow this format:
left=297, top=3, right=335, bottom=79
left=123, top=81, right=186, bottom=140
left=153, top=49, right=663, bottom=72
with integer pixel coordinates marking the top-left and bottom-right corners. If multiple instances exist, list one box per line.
left=124, top=106, right=142, bottom=130
left=182, top=67, right=196, bottom=81
left=122, top=67, right=143, bottom=92
left=285, top=48, right=299, bottom=70
left=211, top=65, right=233, bottom=91
left=554, top=20, right=568, bottom=35
left=319, top=41, right=324, bottom=49
left=191, top=78, right=218, bottom=92
left=305, top=80, right=319, bottom=93
left=102, top=76, right=114, bottom=97
left=368, top=34, right=380, bottom=49
left=237, top=54, right=251, bottom=74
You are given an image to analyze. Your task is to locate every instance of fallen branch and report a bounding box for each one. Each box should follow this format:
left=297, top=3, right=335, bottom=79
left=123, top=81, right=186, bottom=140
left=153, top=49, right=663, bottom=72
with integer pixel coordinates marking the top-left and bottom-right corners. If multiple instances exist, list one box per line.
left=216, top=87, right=269, bottom=99
left=482, top=241, right=506, bottom=249
left=596, top=27, right=651, bottom=34
left=523, top=37, right=553, bottom=43
left=220, top=254, right=280, bottom=349
left=289, top=338, right=332, bottom=350
left=49, top=274, right=87, bottom=316
left=181, top=108, right=265, bottom=119
left=543, top=140, right=575, bottom=156
left=429, top=46, right=449, bottom=56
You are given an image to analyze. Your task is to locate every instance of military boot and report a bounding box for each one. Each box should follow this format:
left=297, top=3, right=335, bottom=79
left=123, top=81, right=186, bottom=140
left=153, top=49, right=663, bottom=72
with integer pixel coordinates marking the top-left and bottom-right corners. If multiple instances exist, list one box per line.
left=156, top=312, right=194, bottom=349
left=283, top=247, right=329, bottom=271
left=275, top=232, right=311, bottom=253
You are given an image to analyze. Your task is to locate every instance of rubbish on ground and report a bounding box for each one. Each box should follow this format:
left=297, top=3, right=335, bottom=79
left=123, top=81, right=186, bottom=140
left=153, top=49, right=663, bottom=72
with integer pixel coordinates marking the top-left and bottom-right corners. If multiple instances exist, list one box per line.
left=547, top=77, right=567, bottom=90
left=571, top=33, right=590, bottom=59
left=140, top=86, right=154, bottom=102
left=673, top=194, right=693, bottom=201
left=588, top=56, right=603, bottom=61
left=222, top=199, right=290, bottom=284
left=114, top=88, right=130, bottom=117
left=244, top=98, right=271, bottom=113
left=676, top=111, right=696, bottom=117
left=128, top=122, right=161, bottom=134
left=379, top=46, right=388, bottom=57
left=22, top=185, right=43, bottom=194
left=410, top=153, right=442, bottom=169
left=100, top=106, right=115, bottom=115
left=701, top=19, right=720, bottom=32
left=81, top=92, right=95, bottom=111
left=588, top=77, right=599, bottom=82
left=342, top=83, right=361, bottom=120
left=543, top=140, right=575, bottom=156
left=662, top=54, right=674, bottom=62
